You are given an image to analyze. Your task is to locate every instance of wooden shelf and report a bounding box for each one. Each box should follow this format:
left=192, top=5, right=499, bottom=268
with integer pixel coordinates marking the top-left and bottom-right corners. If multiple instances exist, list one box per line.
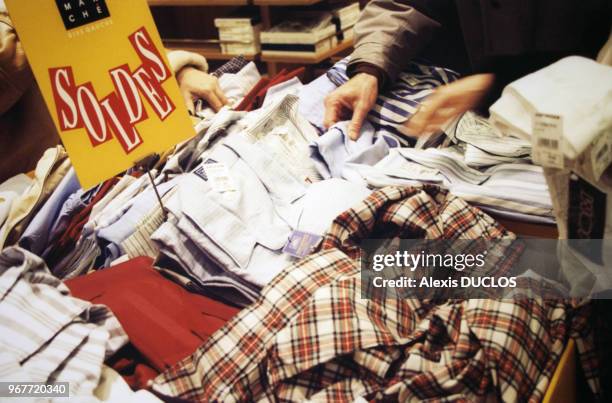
left=148, top=0, right=247, bottom=6
left=261, top=39, right=353, bottom=64
left=254, top=0, right=323, bottom=5
left=164, top=40, right=259, bottom=61
left=164, top=37, right=352, bottom=64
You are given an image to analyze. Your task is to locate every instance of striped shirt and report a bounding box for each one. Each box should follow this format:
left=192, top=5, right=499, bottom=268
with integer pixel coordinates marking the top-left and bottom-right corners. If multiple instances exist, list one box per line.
left=327, top=58, right=460, bottom=143
left=0, top=246, right=127, bottom=398
left=365, top=147, right=554, bottom=220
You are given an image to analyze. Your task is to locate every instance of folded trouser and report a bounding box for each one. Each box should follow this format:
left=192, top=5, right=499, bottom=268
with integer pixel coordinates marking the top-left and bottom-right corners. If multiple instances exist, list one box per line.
left=65, top=257, right=240, bottom=374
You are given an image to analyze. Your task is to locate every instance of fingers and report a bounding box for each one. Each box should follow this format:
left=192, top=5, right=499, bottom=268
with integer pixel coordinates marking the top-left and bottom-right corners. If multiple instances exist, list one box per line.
left=204, top=91, right=225, bottom=112
left=420, top=107, right=456, bottom=134
left=404, top=75, right=496, bottom=136
left=323, top=95, right=342, bottom=129
left=182, top=91, right=194, bottom=115
left=404, top=88, right=449, bottom=135
left=190, top=76, right=228, bottom=112
left=348, top=101, right=369, bottom=140
left=215, top=87, right=229, bottom=107
left=405, top=102, right=437, bottom=135
left=325, top=93, right=372, bottom=138
left=198, top=82, right=226, bottom=112
left=406, top=105, right=458, bottom=136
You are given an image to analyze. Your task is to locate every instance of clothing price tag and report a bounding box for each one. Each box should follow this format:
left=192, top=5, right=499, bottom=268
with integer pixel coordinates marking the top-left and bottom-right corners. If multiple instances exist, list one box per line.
left=532, top=113, right=564, bottom=168
left=204, top=163, right=236, bottom=193
left=283, top=230, right=323, bottom=258
left=590, top=130, right=612, bottom=180
left=261, top=126, right=319, bottom=184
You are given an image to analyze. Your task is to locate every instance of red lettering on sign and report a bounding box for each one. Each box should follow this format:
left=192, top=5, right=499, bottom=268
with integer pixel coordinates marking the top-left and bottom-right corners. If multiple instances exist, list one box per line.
left=48, top=27, right=177, bottom=155
left=76, top=82, right=111, bottom=146
left=133, top=66, right=175, bottom=121
left=129, top=27, right=170, bottom=83
left=49, top=67, right=82, bottom=131
left=109, top=64, right=148, bottom=124
left=100, top=93, right=143, bottom=154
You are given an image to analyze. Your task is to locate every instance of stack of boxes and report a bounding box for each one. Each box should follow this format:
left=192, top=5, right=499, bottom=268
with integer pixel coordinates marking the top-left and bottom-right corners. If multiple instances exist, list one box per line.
left=261, top=13, right=337, bottom=57
left=261, top=1, right=360, bottom=58
left=214, top=15, right=261, bottom=56
left=331, top=1, right=360, bottom=42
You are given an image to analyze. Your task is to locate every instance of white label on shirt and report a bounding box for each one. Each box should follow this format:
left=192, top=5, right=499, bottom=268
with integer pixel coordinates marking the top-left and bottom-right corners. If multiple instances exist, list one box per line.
left=204, top=163, right=236, bottom=193
left=532, top=113, right=564, bottom=169
left=591, top=130, right=612, bottom=180
left=260, top=125, right=319, bottom=184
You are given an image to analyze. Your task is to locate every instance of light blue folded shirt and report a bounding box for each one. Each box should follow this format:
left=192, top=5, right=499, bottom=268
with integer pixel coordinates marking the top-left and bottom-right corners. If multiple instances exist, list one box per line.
left=309, top=120, right=399, bottom=184
left=297, top=74, right=337, bottom=133
left=96, top=177, right=179, bottom=267
left=19, top=168, right=81, bottom=255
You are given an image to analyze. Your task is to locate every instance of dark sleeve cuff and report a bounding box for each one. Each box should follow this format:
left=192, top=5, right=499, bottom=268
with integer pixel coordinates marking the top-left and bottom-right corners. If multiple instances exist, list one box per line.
left=347, top=62, right=388, bottom=90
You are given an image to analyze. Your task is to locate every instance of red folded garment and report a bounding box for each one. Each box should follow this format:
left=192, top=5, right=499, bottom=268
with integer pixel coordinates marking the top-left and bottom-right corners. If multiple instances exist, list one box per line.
left=270, top=67, right=305, bottom=87
left=246, top=67, right=307, bottom=111
left=65, top=256, right=240, bottom=387
left=234, top=77, right=271, bottom=112
left=106, top=344, right=159, bottom=390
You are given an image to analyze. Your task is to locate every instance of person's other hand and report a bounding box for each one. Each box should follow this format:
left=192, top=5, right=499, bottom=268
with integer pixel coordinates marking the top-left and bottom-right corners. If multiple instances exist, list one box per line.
left=404, top=73, right=495, bottom=136
left=323, top=73, right=378, bottom=140
left=176, top=67, right=228, bottom=114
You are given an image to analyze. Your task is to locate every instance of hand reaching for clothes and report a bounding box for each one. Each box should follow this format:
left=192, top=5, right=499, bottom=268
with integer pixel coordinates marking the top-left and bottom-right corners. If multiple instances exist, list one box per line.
left=323, top=72, right=379, bottom=140
left=176, top=67, right=229, bottom=114
left=404, top=73, right=495, bottom=136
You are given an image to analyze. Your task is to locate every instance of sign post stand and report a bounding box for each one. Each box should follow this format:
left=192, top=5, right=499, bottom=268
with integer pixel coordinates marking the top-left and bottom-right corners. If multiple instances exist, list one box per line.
left=133, top=153, right=168, bottom=220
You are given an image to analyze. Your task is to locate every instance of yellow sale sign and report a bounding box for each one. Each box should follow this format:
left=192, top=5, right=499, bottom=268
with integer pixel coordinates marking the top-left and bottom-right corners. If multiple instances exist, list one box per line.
left=6, top=0, right=195, bottom=188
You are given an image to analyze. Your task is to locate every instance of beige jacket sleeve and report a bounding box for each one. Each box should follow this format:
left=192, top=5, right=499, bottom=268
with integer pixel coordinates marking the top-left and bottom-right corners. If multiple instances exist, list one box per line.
left=166, top=50, right=209, bottom=76
left=348, top=0, right=440, bottom=83
left=0, top=12, right=33, bottom=115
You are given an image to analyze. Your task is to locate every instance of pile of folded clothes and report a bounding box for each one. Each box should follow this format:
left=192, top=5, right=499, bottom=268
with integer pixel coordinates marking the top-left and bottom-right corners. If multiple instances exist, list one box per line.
left=0, top=55, right=604, bottom=401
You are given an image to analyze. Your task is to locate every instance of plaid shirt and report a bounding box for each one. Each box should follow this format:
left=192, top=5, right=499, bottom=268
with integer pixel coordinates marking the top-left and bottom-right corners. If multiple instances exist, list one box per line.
left=152, top=186, right=597, bottom=402
left=0, top=246, right=128, bottom=398
left=211, top=56, right=249, bottom=78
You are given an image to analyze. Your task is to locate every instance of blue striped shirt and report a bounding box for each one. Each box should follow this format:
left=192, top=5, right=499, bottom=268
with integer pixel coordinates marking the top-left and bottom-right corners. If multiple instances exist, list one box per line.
left=327, top=58, right=460, bottom=143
